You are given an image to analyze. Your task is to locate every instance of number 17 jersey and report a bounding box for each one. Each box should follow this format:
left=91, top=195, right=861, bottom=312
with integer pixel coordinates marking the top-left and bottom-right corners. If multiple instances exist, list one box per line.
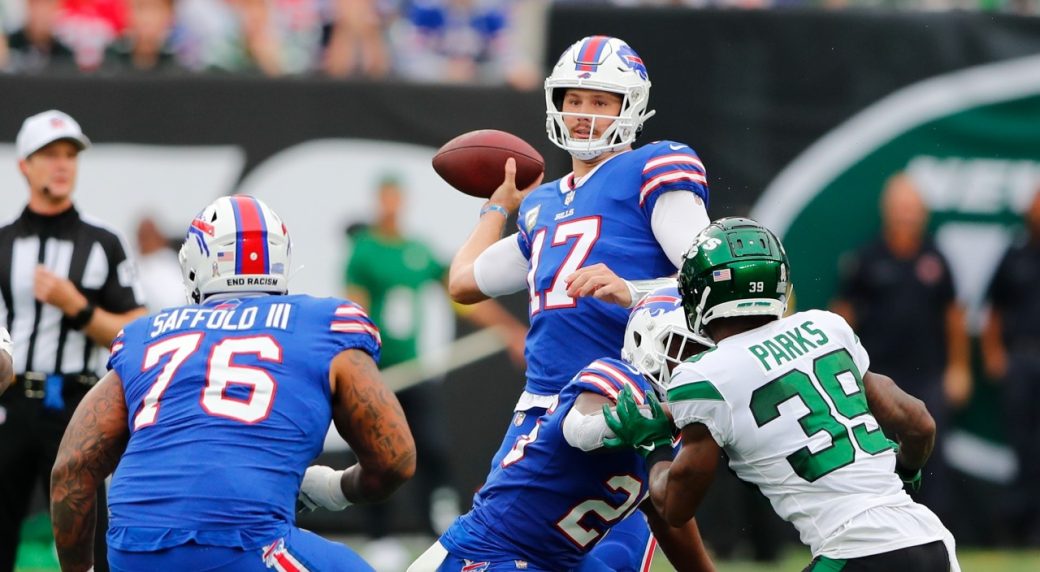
left=516, top=140, right=709, bottom=394
left=668, top=309, right=949, bottom=559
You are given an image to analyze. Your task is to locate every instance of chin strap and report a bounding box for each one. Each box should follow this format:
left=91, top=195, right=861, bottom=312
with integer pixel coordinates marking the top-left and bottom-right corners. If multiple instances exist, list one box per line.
left=691, top=285, right=712, bottom=336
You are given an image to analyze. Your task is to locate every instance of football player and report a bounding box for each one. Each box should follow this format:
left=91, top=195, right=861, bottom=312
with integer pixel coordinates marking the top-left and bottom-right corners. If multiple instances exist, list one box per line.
left=50, top=196, right=416, bottom=571
left=402, top=288, right=715, bottom=572
left=447, top=35, right=711, bottom=568
left=605, top=218, right=962, bottom=572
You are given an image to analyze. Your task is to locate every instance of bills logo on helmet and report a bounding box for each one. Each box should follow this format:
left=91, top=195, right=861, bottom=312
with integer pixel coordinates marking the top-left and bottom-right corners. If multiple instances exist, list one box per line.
left=617, top=44, right=648, bottom=80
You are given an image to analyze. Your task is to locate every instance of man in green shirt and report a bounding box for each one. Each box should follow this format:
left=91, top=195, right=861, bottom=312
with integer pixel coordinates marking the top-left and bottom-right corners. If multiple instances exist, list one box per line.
left=345, top=175, right=526, bottom=569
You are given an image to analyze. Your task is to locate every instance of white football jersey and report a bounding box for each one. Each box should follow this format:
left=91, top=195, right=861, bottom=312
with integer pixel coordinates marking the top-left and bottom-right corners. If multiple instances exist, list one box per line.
left=668, top=309, right=953, bottom=560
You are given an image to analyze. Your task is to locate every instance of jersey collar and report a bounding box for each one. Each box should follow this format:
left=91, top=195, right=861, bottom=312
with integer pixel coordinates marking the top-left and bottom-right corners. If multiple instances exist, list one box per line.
left=558, top=149, right=629, bottom=195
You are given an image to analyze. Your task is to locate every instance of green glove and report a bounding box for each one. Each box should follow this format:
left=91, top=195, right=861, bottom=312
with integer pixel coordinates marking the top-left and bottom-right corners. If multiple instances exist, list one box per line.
left=601, top=386, right=674, bottom=457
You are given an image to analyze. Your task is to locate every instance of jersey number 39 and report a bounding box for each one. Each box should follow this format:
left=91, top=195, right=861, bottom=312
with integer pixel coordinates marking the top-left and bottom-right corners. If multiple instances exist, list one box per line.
left=750, top=348, right=894, bottom=482
left=133, top=333, right=281, bottom=430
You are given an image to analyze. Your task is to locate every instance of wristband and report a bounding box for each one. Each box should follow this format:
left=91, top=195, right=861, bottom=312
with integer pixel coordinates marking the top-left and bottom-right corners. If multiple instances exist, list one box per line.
left=480, top=202, right=509, bottom=219
left=67, top=303, right=96, bottom=331
left=644, top=444, right=675, bottom=468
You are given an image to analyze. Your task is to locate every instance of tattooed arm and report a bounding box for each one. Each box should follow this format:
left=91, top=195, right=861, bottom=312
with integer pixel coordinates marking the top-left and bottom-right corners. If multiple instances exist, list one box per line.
left=51, top=371, right=130, bottom=572
left=330, top=348, right=416, bottom=503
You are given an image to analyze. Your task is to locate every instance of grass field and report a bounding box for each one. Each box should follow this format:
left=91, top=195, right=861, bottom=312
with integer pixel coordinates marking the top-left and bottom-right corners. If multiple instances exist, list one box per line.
left=16, top=516, right=1040, bottom=572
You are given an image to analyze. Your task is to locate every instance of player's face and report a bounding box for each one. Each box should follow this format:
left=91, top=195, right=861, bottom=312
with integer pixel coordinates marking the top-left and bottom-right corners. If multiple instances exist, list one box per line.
left=560, top=89, right=623, bottom=143
left=19, top=140, right=79, bottom=201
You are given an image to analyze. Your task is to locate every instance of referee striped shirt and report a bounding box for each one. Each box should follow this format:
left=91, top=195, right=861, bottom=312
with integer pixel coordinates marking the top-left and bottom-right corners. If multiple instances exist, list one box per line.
left=0, top=206, right=145, bottom=377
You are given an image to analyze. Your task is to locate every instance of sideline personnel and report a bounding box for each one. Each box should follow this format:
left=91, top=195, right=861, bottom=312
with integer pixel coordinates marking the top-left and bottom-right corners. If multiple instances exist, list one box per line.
left=0, top=110, right=147, bottom=572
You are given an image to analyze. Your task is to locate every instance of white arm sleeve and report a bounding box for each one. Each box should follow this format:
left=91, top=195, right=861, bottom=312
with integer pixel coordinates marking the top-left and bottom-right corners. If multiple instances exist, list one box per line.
left=472, top=234, right=529, bottom=297
left=651, top=191, right=711, bottom=269
left=562, top=407, right=615, bottom=452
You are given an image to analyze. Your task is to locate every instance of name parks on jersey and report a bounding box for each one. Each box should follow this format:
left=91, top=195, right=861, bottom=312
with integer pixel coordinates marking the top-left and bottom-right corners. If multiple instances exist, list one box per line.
left=149, top=302, right=293, bottom=338
left=747, top=320, right=830, bottom=372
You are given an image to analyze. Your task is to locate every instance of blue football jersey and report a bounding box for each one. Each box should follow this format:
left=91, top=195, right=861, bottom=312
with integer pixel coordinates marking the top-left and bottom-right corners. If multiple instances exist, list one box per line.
left=105, top=294, right=380, bottom=551
left=516, top=141, right=708, bottom=394
left=440, top=358, right=656, bottom=570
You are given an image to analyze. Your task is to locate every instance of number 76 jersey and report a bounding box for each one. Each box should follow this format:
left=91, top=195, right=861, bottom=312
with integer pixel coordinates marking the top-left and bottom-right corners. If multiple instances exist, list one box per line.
left=668, top=309, right=947, bottom=559
left=104, top=294, right=381, bottom=552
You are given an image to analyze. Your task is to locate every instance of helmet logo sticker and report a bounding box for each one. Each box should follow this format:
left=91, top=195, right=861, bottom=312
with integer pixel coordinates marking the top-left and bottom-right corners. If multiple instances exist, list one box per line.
left=617, top=44, right=648, bottom=80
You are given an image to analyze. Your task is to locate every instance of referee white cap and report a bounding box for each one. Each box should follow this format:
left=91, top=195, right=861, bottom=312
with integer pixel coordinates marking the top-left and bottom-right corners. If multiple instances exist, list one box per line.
left=16, top=110, right=91, bottom=160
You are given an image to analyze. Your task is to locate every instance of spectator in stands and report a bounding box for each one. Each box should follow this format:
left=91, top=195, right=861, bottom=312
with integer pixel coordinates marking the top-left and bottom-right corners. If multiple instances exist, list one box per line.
left=390, top=0, right=537, bottom=88
left=831, top=171, right=971, bottom=524
left=54, top=0, right=128, bottom=71
left=177, top=0, right=319, bottom=76
left=4, top=0, right=76, bottom=72
left=321, top=0, right=390, bottom=78
left=103, top=0, right=177, bottom=72
left=344, top=174, right=526, bottom=571
left=981, top=187, right=1040, bottom=546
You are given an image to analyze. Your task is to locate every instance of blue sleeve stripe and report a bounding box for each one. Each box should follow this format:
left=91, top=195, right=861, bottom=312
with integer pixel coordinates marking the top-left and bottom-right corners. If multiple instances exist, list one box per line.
left=642, top=153, right=705, bottom=175
left=639, top=173, right=708, bottom=207
left=578, top=373, right=621, bottom=401
left=329, top=322, right=382, bottom=345
left=585, top=361, right=647, bottom=404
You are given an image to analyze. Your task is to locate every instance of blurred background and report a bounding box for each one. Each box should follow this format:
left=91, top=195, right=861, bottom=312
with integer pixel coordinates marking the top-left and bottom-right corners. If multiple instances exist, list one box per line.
left=3, top=0, right=1040, bottom=570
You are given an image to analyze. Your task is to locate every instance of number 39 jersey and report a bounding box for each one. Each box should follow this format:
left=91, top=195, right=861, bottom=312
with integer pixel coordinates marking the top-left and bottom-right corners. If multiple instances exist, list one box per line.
left=105, top=294, right=381, bottom=551
left=439, top=358, right=654, bottom=570
left=668, top=310, right=948, bottom=559
left=516, top=140, right=709, bottom=395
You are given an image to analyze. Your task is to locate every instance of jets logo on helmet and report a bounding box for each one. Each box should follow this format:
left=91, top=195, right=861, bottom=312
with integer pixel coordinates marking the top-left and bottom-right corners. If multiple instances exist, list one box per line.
left=545, top=36, right=656, bottom=161
left=622, top=286, right=713, bottom=400
left=179, top=195, right=292, bottom=304
left=678, top=218, right=791, bottom=339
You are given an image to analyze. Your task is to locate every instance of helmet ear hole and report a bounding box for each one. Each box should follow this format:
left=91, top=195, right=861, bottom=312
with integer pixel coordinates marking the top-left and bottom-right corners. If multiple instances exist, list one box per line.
left=633, top=332, right=642, bottom=346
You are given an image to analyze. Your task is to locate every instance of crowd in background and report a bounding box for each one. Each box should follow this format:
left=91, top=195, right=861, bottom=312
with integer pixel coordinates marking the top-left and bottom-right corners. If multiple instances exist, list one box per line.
left=1, top=0, right=1037, bottom=85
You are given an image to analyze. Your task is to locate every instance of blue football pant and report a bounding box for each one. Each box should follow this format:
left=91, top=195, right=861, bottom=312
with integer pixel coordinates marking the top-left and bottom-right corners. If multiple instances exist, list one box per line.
left=108, top=526, right=373, bottom=571
left=489, top=407, right=655, bottom=572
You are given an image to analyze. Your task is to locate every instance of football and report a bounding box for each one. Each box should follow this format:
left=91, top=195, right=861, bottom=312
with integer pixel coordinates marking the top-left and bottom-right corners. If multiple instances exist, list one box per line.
left=432, top=130, right=545, bottom=198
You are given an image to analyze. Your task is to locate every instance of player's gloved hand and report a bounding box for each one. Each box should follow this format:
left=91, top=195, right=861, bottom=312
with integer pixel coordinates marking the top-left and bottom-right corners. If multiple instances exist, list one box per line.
left=601, top=386, right=673, bottom=457
left=297, top=465, right=351, bottom=513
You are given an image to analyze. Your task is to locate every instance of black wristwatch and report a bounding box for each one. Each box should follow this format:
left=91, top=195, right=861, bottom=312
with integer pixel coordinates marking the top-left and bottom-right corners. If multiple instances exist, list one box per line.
left=67, top=302, right=96, bottom=330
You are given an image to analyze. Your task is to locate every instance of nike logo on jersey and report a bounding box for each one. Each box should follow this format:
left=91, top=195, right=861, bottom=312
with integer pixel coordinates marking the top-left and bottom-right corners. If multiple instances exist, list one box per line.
left=669, top=143, right=687, bottom=150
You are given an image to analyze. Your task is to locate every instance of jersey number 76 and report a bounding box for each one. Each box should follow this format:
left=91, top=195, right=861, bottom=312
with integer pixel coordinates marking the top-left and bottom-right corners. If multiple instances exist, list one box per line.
left=133, top=333, right=281, bottom=430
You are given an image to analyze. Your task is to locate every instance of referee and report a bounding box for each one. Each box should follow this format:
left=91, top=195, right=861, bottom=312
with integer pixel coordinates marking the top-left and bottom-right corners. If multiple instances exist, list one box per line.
left=0, top=110, right=146, bottom=572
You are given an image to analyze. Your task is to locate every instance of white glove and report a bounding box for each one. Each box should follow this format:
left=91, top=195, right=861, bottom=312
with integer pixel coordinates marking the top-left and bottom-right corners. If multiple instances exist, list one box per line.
left=298, top=465, right=350, bottom=512
left=0, top=327, right=11, bottom=358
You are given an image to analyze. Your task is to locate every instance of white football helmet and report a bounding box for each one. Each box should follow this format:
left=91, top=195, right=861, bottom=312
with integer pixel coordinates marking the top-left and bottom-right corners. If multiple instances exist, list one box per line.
left=179, top=195, right=292, bottom=304
left=545, top=36, right=655, bottom=161
left=622, top=286, right=713, bottom=400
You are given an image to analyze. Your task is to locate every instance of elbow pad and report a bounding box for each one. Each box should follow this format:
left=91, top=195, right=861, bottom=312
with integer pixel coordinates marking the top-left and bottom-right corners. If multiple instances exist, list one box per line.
left=562, top=408, right=615, bottom=452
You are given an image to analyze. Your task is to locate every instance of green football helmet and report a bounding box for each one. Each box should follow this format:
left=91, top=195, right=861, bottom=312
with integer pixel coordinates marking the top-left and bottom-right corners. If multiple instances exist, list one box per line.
left=678, top=217, right=791, bottom=338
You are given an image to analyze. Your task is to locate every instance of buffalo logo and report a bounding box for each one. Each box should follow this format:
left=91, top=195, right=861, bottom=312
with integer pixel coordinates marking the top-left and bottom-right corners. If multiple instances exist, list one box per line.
left=617, top=44, right=648, bottom=80
left=578, top=72, right=592, bottom=79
